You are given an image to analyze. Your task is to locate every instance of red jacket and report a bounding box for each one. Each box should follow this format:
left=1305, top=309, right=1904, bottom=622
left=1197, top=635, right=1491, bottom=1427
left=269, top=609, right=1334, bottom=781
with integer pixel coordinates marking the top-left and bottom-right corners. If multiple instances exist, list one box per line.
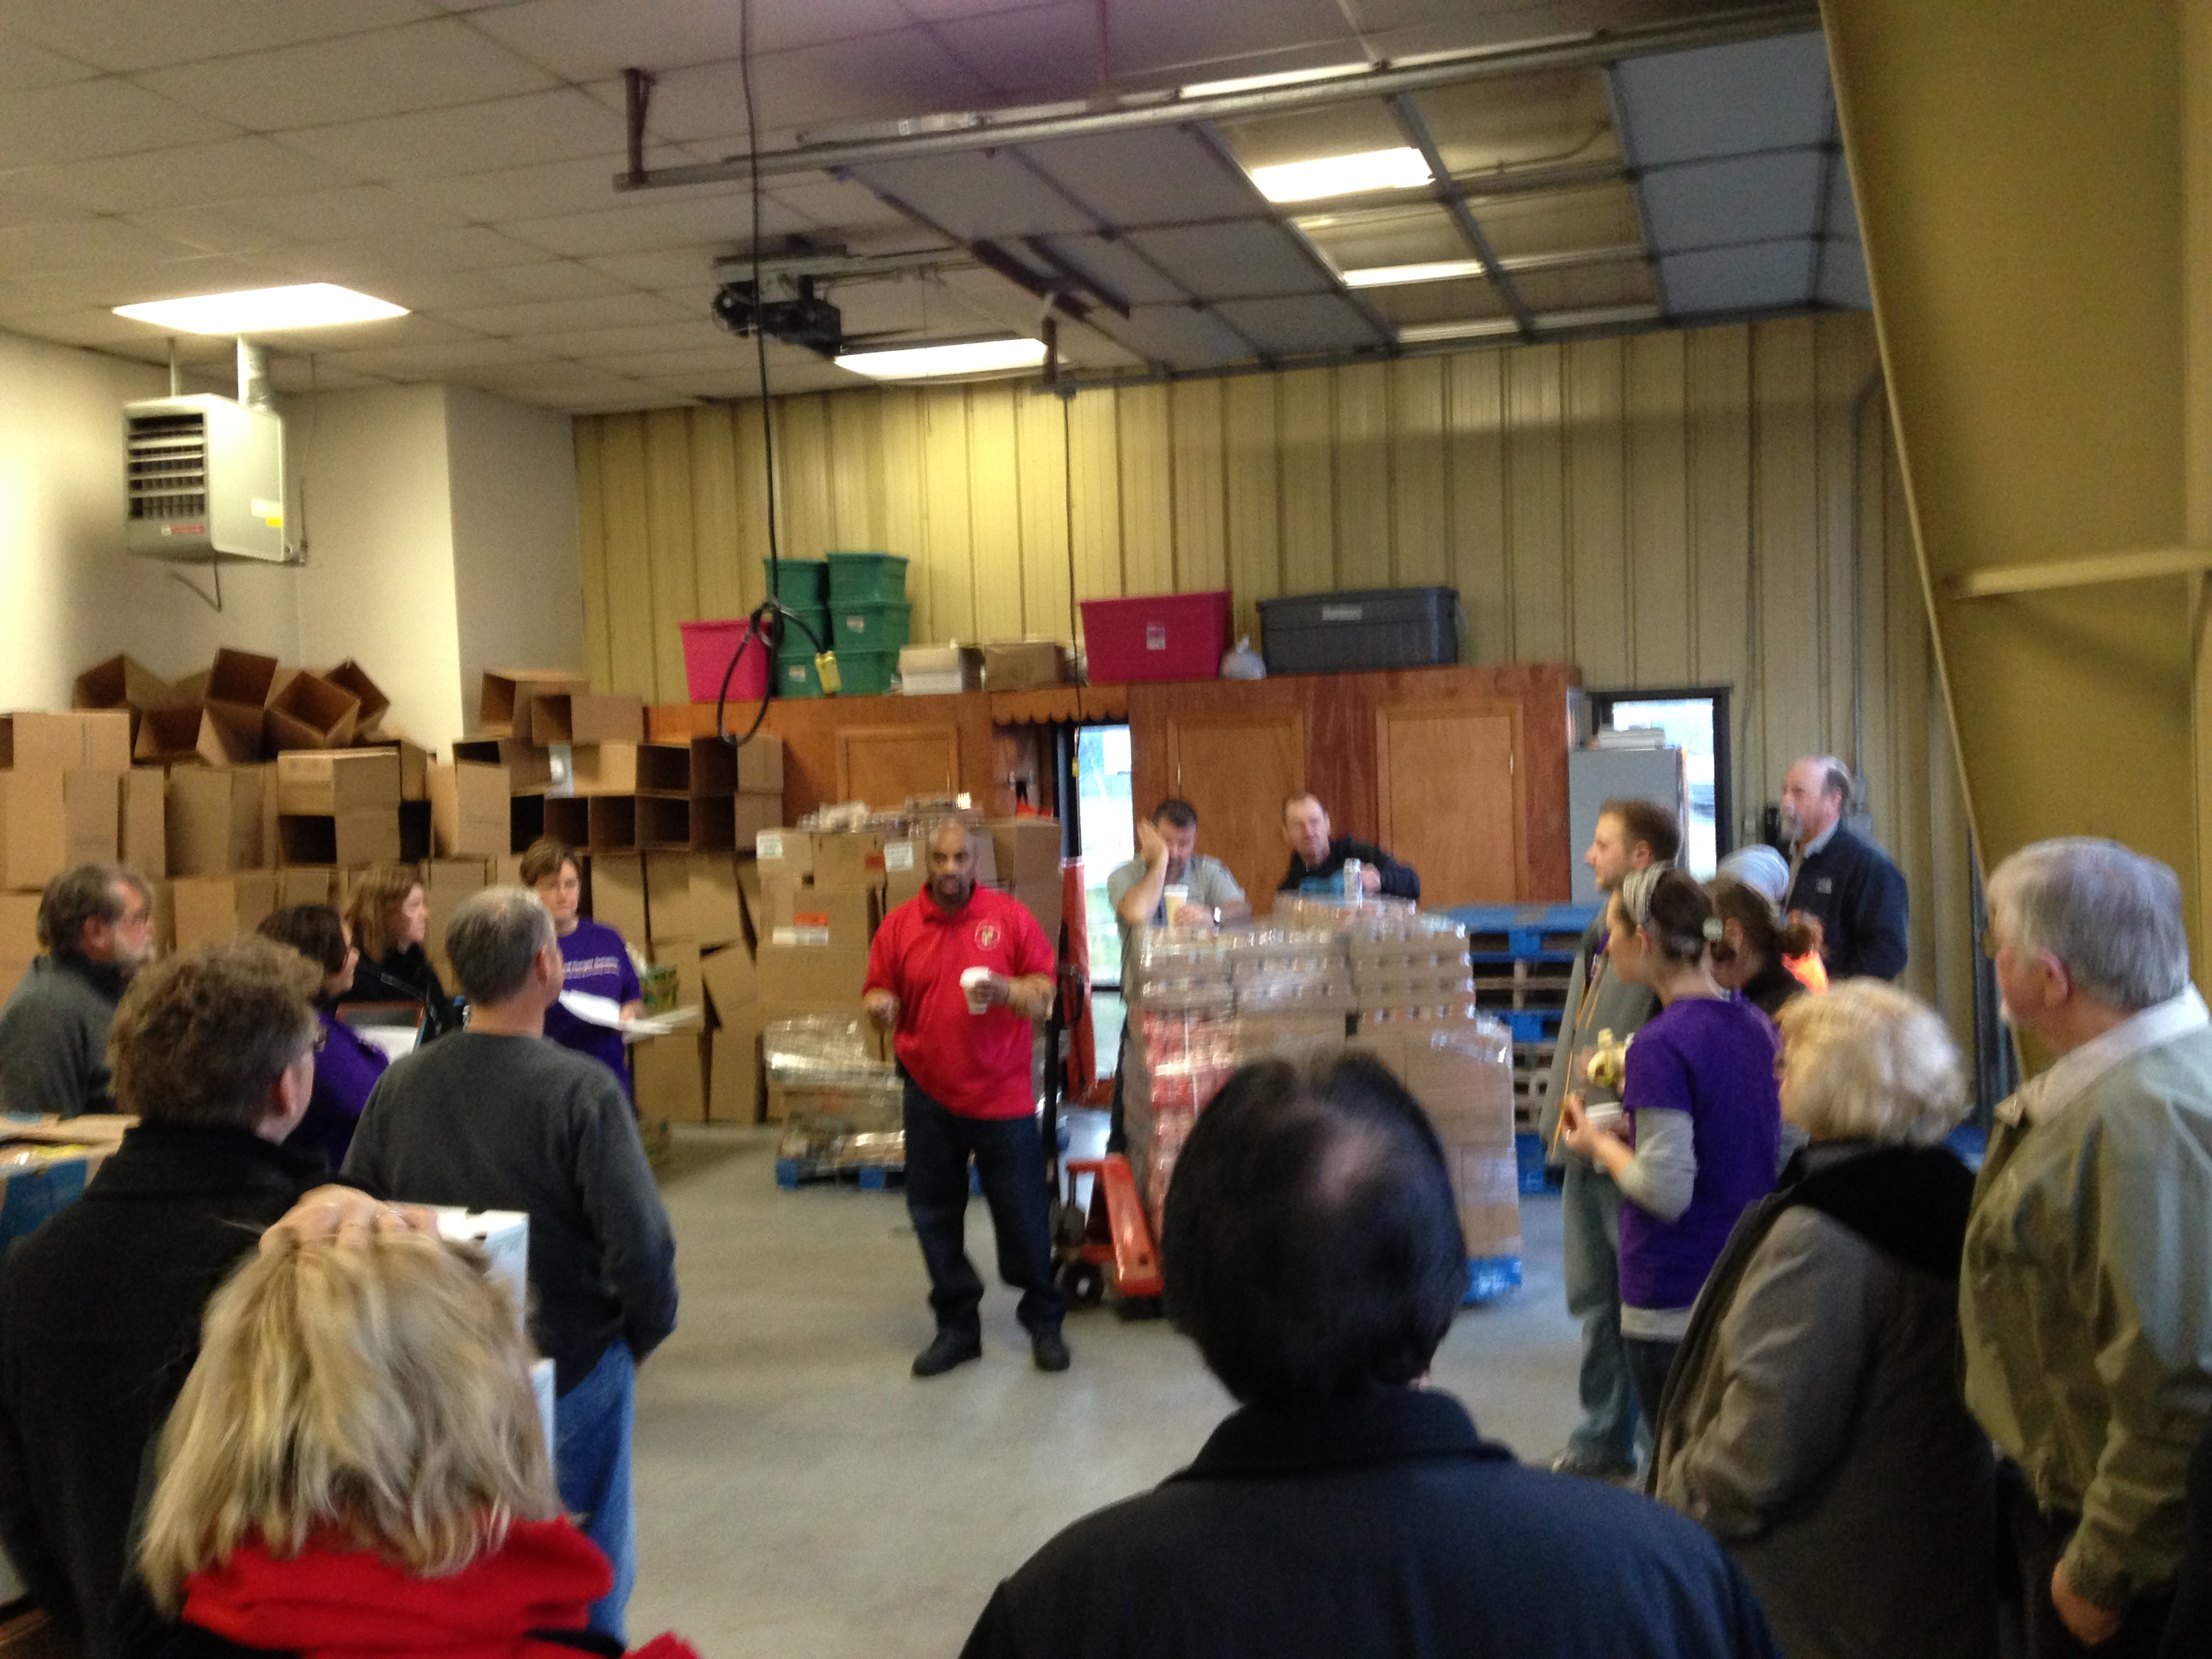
left=176, top=1518, right=694, bottom=1659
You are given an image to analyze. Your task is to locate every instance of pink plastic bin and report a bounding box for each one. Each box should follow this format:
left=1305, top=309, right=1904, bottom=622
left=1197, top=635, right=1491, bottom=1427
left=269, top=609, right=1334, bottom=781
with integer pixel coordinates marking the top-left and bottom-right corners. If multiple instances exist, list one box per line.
left=680, top=619, right=770, bottom=704
left=1080, top=590, right=1232, bottom=683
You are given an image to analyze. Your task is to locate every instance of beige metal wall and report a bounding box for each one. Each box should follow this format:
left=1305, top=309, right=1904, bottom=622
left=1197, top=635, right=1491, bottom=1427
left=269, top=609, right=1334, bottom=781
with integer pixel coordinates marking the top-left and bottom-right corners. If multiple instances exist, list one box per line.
left=574, top=311, right=1971, bottom=1031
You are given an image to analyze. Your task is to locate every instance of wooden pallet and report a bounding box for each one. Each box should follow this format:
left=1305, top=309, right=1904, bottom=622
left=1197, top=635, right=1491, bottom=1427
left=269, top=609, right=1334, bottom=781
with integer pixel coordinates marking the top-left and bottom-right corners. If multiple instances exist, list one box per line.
left=1473, top=959, right=1572, bottom=1012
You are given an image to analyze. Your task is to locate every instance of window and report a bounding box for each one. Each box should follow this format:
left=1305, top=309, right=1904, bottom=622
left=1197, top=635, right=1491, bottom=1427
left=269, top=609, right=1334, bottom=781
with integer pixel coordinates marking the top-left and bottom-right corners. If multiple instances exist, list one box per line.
left=1587, top=688, right=1731, bottom=877
left=1074, top=726, right=1135, bottom=1078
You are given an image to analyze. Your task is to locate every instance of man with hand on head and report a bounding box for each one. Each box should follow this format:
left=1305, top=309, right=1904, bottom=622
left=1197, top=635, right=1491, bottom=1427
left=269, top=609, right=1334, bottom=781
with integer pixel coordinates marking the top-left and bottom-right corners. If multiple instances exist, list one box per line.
left=1540, top=799, right=1679, bottom=1481
left=0, top=863, right=155, bottom=1117
left=1275, top=793, right=1419, bottom=902
left=1779, top=756, right=1907, bottom=981
left=865, top=820, right=1065, bottom=1378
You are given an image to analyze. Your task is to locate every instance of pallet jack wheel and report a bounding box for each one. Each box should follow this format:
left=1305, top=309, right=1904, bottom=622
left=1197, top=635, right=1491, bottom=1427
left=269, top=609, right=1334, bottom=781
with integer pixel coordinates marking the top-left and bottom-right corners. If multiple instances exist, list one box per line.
left=1060, top=1260, right=1106, bottom=1308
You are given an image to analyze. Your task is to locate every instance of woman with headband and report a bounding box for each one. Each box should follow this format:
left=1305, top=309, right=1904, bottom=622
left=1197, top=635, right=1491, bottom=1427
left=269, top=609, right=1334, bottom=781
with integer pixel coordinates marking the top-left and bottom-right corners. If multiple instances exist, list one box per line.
left=1559, top=866, right=1782, bottom=1430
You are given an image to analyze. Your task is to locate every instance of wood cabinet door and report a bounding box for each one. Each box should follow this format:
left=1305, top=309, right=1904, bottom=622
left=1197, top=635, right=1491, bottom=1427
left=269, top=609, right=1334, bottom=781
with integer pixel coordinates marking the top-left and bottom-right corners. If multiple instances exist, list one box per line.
left=1165, top=711, right=1305, bottom=909
left=1376, top=699, right=1523, bottom=907
left=836, top=724, right=960, bottom=809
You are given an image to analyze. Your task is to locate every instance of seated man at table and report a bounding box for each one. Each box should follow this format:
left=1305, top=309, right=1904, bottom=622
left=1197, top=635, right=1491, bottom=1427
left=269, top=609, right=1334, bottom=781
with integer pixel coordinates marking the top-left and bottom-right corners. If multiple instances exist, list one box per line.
left=960, top=1051, right=1778, bottom=1659
left=1275, top=793, right=1419, bottom=902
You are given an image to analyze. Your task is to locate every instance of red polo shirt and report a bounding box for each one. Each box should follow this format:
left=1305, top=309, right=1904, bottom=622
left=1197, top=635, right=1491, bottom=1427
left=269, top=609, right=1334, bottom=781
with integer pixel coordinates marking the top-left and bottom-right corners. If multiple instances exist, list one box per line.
left=864, top=884, right=1052, bottom=1120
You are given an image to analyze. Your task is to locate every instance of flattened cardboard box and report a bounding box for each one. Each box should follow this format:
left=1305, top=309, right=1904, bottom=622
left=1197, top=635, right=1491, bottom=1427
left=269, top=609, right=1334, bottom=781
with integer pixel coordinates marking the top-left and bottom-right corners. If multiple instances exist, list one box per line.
left=699, top=941, right=756, bottom=1023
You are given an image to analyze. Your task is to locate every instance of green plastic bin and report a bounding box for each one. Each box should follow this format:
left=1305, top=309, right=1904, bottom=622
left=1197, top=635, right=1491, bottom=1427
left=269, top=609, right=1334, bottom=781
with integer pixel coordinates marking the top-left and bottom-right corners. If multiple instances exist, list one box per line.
left=772, top=652, right=823, bottom=698
left=764, top=558, right=827, bottom=605
left=832, top=600, right=913, bottom=649
left=834, top=649, right=900, bottom=697
left=826, top=551, right=909, bottom=602
left=772, top=608, right=830, bottom=654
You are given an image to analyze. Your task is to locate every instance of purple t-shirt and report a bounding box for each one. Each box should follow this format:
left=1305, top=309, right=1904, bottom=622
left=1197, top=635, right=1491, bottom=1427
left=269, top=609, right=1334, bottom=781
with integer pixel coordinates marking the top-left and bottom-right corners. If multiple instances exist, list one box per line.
left=285, top=1005, right=388, bottom=1171
left=1616, top=995, right=1781, bottom=1313
left=541, top=918, right=641, bottom=1095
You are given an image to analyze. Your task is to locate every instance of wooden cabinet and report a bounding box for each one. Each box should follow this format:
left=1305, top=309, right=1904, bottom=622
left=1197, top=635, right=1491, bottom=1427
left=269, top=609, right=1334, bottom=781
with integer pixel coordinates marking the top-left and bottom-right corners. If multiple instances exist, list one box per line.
left=1376, top=697, right=1522, bottom=906
left=1165, top=708, right=1305, bottom=909
left=835, top=723, right=960, bottom=808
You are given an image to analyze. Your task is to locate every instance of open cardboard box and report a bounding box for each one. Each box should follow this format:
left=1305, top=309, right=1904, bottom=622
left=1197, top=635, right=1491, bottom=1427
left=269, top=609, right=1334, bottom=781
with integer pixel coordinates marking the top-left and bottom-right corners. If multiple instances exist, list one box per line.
left=265, top=670, right=361, bottom=752
left=480, top=670, right=589, bottom=742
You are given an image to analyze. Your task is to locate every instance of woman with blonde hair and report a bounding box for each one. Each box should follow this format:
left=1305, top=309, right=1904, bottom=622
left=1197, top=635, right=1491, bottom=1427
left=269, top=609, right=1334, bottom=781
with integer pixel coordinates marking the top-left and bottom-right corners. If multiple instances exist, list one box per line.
left=134, top=1233, right=694, bottom=1659
left=1647, top=980, right=1994, bottom=1659
left=337, top=865, right=459, bottom=1042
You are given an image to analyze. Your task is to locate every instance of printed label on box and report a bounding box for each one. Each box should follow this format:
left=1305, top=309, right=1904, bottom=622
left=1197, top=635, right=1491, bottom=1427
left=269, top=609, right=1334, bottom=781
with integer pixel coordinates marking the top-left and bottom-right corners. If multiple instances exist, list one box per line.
left=771, top=924, right=832, bottom=947
left=1145, top=623, right=1166, bottom=650
left=1321, top=605, right=1363, bottom=621
left=884, top=842, right=916, bottom=872
left=758, top=831, right=784, bottom=859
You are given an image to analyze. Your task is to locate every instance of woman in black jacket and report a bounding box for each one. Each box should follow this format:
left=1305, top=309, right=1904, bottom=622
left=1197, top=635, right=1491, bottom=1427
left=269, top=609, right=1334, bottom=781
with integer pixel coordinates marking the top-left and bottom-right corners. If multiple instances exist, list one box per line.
left=336, top=865, right=459, bottom=1042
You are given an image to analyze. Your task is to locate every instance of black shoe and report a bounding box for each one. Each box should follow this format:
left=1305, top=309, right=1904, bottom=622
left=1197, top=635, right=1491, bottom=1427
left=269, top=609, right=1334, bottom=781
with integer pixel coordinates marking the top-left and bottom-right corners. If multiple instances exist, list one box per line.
left=1030, top=1328, right=1071, bottom=1372
left=912, top=1331, right=982, bottom=1378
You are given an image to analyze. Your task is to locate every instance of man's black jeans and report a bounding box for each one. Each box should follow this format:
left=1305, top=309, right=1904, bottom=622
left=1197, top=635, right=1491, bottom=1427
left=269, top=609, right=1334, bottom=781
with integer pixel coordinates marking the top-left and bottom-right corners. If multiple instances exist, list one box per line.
left=904, top=1080, right=1063, bottom=1339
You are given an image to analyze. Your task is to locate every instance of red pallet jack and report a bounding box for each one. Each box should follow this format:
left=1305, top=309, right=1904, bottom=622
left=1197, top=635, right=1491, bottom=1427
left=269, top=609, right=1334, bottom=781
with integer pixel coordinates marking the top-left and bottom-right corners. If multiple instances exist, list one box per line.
left=1055, top=1153, right=1164, bottom=1311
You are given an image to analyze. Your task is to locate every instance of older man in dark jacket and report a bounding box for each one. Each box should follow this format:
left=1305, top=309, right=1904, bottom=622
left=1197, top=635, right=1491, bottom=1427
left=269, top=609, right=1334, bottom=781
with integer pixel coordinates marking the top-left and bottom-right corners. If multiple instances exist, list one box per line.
left=0, top=865, right=155, bottom=1116
left=962, top=1052, right=1777, bottom=1659
left=1780, top=758, right=1908, bottom=980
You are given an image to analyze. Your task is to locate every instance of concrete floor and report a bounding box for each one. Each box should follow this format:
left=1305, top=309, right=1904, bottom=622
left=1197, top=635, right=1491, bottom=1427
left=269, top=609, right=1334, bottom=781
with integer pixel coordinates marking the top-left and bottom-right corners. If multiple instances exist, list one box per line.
left=628, top=1124, right=1582, bottom=1659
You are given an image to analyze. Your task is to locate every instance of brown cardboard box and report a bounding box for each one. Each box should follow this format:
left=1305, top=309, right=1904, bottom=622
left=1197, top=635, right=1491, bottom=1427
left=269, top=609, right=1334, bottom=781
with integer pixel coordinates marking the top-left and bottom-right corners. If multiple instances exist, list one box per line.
left=393, top=739, right=430, bottom=802
left=812, top=830, right=888, bottom=892
left=699, top=941, right=757, bottom=1022
left=0, top=772, right=120, bottom=891
left=321, top=661, right=390, bottom=735
left=278, top=867, right=335, bottom=907
left=643, top=853, right=692, bottom=941
left=133, top=707, right=205, bottom=764
left=736, top=859, right=764, bottom=947
left=276, top=750, right=401, bottom=816
left=986, top=818, right=1061, bottom=892
left=428, top=762, right=511, bottom=858
left=586, top=853, right=649, bottom=941
left=264, top=670, right=361, bottom=751
left=424, top=859, right=489, bottom=958
left=635, top=796, right=692, bottom=852
left=0, top=893, right=39, bottom=961
left=167, top=766, right=264, bottom=876
left=882, top=836, right=927, bottom=911
left=691, top=856, right=745, bottom=949
left=451, top=740, right=553, bottom=795
left=122, top=769, right=164, bottom=880
left=732, top=733, right=783, bottom=794
left=571, top=743, right=688, bottom=797
left=1450, top=1144, right=1522, bottom=1257
left=278, top=812, right=399, bottom=869
left=763, top=880, right=878, bottom=947
left=531, top=692, right=644, bottom=746
left=206, top=648, right=279, bottom=710
left=710, top=1010, right=766, bottom=1123
left=171, top=872, right=280, bottom=949
left=755, top=827, right=811, bottom=882
left=492, top=853, right=524, bottom=887
left=543, top=795, right=634, bottom=854
left=756, top=939, right=871, bottom=1004
left=195, top=703, right=266, bottom=766
left=632, top=1031, right=708, bottom=1123
left=981, top=640, right=1070, bottom=690
left=0, top=712, right=133, bottom=773
left=479, top=670, right=589, bottom=742
left=651, top=937, right=701, bottom=1007
left=75, top=655, right=180, bottom=719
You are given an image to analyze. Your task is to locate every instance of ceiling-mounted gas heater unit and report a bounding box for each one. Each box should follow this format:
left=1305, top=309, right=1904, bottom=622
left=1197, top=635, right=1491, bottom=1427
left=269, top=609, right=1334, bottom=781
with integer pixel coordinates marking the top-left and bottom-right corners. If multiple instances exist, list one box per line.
left=123, top=342, right=286, bottom=564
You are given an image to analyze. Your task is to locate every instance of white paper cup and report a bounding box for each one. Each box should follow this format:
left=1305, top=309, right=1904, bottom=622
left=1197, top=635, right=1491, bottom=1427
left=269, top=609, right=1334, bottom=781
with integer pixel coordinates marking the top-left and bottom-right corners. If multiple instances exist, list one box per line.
left=960, top=966, right=991, bottom=1014
left=1162, top=884, right=1190, bottom=928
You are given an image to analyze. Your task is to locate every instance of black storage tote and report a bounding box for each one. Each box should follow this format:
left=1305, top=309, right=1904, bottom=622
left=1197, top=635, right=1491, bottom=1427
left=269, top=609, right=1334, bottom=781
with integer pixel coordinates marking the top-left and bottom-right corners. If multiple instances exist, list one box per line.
left=1257, top=586, right=1460, bottom=675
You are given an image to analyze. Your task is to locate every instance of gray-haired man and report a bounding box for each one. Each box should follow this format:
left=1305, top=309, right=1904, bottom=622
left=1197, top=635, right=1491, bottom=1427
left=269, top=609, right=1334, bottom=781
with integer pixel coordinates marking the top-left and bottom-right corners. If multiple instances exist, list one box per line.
left=345, top=887, right=676, bottom=1641
left=1967, top=838, right=2212, bottom=1655
left=0, top=864, right=155, bottom=1117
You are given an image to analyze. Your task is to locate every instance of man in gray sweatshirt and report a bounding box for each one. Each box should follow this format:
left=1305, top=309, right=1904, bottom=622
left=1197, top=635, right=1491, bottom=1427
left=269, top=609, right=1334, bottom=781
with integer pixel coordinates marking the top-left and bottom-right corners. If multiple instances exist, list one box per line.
left=0, top=865, right=153, bottom=1117
left=1540, top=800, right=1679, bottom=1480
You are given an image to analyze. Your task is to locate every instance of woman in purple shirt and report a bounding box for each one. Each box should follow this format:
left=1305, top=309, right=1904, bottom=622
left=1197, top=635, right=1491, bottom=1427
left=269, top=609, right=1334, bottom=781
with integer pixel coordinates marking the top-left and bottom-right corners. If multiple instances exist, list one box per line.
left=255, top=904, right=389, bottom=1169
left=1561, top=866, right=1780, bottom=1430
left=520, top=838, right=641, bottom=1095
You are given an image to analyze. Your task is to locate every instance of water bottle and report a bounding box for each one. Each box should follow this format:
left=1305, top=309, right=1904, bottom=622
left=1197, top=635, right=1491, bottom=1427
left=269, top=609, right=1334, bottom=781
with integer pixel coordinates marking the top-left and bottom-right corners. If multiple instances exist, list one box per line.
left=1341, top=858, right=1364, bottom=901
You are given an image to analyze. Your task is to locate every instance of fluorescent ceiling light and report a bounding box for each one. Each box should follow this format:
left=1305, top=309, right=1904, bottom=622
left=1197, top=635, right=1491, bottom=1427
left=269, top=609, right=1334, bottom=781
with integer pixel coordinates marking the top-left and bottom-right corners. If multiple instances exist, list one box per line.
left=1341, top=258, right=1489, bottom=289
left=834, top=337, right=1048, bottom=380
left=1182, top=63, right=1367, bottom=98
left=1249, top=146, right=1431, bottom=204
left=1397, top=317, right=1519, bottom=345
left=113, top=283, right=407, bottom=334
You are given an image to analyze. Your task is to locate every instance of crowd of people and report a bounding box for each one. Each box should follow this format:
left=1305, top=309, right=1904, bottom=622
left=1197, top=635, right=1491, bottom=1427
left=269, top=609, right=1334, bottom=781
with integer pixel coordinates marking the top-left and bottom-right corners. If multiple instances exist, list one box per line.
left=0, top=780, right=2205, bottom=1658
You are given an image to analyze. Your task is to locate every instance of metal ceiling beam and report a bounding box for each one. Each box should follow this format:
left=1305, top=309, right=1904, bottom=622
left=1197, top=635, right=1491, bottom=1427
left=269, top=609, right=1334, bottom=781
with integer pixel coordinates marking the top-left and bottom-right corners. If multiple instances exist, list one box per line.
left=1385, top=92, right=1536, bottom=340
left=612, top=2, right=1821, bottom=192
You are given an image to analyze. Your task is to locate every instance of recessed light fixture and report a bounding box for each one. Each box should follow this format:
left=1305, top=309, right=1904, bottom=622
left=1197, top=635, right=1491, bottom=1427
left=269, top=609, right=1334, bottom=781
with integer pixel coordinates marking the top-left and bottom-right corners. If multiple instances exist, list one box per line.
left=1248, top=146, right=1432, bottom=204
left=1341, top=258, right=1490, bottom=289
left=113, top=283, right=408, bottom=334
left=834, top=337, right=1048, bottom=380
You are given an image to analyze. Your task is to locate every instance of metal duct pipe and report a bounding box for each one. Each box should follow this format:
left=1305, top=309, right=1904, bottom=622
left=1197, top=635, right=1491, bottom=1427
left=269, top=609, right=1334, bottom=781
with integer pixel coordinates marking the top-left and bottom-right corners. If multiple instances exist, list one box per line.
left=235, top=338, right=273, bottom=411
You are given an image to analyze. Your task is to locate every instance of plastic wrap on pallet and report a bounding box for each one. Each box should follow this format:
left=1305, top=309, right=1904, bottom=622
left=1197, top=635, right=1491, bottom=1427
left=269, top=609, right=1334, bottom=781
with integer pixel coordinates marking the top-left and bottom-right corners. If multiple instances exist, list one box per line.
left=836, top=1130, right=905, bottom=1168
left=763, top=1016, right=884, bottom=1082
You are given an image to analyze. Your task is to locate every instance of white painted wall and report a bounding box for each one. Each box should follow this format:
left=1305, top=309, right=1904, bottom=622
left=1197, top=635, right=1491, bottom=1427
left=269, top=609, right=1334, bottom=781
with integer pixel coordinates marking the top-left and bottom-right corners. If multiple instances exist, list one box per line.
left=0, top=330, right=300, bottom=710
left=444, top=384, right=586, bottom=728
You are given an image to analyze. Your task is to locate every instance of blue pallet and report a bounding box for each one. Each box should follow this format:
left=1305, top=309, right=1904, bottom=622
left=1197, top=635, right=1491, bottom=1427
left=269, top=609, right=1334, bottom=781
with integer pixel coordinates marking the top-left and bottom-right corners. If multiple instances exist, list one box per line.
left=1464, top=1254, right=1523, bottom=1305
left=1502, top=1008, right=1562, bottom=1044
left=1450, top=902, right=1601, bottom=964
left=1514, top=1132, right=1563, bottom=1195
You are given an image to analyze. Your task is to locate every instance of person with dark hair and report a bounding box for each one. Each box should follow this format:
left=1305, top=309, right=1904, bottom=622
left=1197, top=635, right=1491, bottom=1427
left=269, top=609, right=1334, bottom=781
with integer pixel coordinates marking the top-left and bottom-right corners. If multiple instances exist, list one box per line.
left=521, top=838, right=641, bottom=1094
left=1540, top=798, right=1677, bottom=1481
left=344, top=888, right=676, bottom=1642
left=960, top=1051, right=1780, bottom=1659
left=0, top=940, right=339, bottom=1659
left=1560, top=867, right=1780, bottom=1429
left=337, top=863, right=460, bottom=1042
left=1275, top=794, right=1419, bottom=901
left=255, top=905, right=387, bottom=1169
left=1778, top=756, right=1908, bottom=980
left=1705, top=876, right=1822, bottom=1021
left=0, top=863, right=155, bottom=1117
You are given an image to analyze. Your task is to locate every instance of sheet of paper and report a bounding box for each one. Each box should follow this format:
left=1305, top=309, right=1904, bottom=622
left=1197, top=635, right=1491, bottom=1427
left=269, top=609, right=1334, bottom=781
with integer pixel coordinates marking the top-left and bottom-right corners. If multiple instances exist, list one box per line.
left=558, top=989, right=626, bottom=1029
left=356, top=1026, right=422, bottom=1065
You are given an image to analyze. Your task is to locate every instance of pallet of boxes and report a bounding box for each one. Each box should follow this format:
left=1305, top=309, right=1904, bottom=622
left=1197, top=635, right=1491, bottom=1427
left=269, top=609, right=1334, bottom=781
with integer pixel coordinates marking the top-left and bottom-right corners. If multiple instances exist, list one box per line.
left=1123, top=901, right=1521, bottom=1301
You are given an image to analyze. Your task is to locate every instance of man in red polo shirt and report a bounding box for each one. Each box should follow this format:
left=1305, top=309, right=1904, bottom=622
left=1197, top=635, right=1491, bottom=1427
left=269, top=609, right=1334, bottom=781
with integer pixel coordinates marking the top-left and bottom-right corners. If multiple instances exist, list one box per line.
left=865, top=819, right=1066, bottom=1378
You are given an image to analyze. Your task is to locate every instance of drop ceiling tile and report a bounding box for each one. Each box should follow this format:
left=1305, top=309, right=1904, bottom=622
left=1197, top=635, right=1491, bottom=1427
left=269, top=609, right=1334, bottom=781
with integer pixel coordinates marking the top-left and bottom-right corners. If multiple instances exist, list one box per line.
left=390, top=156, right=631, bottom=222
left=0, top=216, right=205, bottom=278
left=267, top=360, right=392, bottom=390
left=1815, top=239, right=1870, bottom=311
left=638, top=32, right=993, bottom=146
left=900, top=0, right=1060, bottom=20
left=1105, top=0, right=1353, bottom=78
left=850, top=152, right=1094, bottom=240
left=1099, top=304, right=1250, bottom=370
left=123, top=201, right=303, bottom=256
left=929, top=3, right=1106, bottom=101
left=1641, top=150, right=1823, bottom=252
left=5, top=0, right=434, bottom=75
left=277, top=224, right=554, bottom=279
left=467, top=0, right=912, bottom=80
left=138, top=19, right=556, bottom=131
left=766, top=178, right=948, bottom=235
left=213, top=184, right=469, bottom=243
left=1031, top=235, right=1189, bottom=306
left=1659, top=237, right=1814, bottom=314
left=0, top=252, right=270, bottom=309
left=7, top=137, right=361, bottom=219
left=583, top=248, right=723, bottom=291
left=1125, top=222, right=1332, bottom=299
left=0, top=304, right=188, bottom=349
left=0, top=35, right=102, bottom=92
left=1210, top=293, right=1384, bottom=355
left=1021, top=127, right=1265, bottom=226
left=1612, top=30, right=1832, bottom=167
left=467, top=259, right=634, bottom=301
left=499, top=188, right=804, bottom=258
left=274, top=88, right=624, bottom=180
left=446, top=289, right=697, bottom=335
left=319, top=336, right=546, bottom=375
left=533, top=319, right=735, bottom=357
left=267, top=311, right=482, bottom=350
left=575, top=346, right=767, bottom=379
left=0, top=79, right=240, bottom=167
